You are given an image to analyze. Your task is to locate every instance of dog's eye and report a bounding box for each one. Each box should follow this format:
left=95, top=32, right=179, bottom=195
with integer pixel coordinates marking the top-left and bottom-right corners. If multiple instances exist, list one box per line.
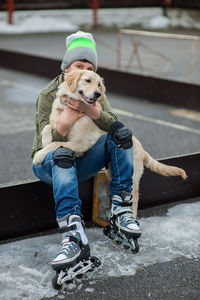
left=98, top=83, right=101, bottom=87
left=85, top=79, right=91, bottom=83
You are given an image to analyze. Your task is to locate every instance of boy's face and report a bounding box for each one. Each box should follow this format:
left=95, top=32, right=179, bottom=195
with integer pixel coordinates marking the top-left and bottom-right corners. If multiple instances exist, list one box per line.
left=65, top=60, right=95, bottom=73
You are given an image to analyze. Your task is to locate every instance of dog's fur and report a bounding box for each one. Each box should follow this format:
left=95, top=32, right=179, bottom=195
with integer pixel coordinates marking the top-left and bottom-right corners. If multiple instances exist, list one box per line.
left=33, top=70, right=106, bottom=164
left=33, top=69, right=187, bottom=218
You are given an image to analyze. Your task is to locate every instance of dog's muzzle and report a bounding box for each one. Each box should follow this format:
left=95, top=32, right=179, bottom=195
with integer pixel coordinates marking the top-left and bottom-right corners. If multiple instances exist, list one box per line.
left=79, top=90, right=101, bottom=104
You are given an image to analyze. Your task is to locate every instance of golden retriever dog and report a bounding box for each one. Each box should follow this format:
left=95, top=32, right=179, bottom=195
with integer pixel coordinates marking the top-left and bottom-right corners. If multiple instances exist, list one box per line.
left=33, top=69, right=187, bottom=218
left=33, top=70, right=106, bottom=164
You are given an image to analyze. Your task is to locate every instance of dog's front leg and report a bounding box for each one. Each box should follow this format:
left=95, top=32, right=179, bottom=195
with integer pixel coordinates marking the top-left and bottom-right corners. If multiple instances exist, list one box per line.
left=41, top=124, right=53, bottom=147
left=33, top=141, right=64, bottom=165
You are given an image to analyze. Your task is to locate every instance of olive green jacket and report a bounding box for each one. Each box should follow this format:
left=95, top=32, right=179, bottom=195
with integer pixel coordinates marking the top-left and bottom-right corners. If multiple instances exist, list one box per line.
left=32, top=73, right=117, bottom=157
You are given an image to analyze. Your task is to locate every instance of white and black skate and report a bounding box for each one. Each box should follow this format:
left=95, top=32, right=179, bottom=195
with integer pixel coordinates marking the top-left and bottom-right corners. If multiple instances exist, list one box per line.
left=103, top=192, right=141, bottom=253
left=52, top=255, right=101, bottom=290
left=51, top=214, right=101, bottom=289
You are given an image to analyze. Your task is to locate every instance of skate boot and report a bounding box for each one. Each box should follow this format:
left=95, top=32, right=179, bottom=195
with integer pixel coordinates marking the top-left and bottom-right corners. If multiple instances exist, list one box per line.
left=52, top=214, right=101, bottom=289
left=103, top=191, right=141, bottom=254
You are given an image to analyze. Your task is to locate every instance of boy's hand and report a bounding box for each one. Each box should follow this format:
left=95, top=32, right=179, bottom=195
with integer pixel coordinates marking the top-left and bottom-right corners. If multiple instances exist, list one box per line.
left=57, top=106, right=85, bottom=136
left=67, top=97, right=101, bottom=120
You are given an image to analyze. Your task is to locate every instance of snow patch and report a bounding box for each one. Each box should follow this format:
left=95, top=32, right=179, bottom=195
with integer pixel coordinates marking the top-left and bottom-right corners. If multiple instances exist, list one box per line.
left=0, top=11, right=78, bottom=34
left=0, top=201, right=199, bottom=299
left=144, top=15, right=170, bottom=29
left=84, top=287, right=95, bottom=293
left=0, top=8, right=163, bottom=34
left=0, top=8, right=200, bottom=35
left=168, top=9, right=200, bottom=30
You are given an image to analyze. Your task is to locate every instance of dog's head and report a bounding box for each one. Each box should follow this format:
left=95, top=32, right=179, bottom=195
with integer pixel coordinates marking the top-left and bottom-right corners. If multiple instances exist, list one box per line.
left=57, top=70, right=106, bottom=105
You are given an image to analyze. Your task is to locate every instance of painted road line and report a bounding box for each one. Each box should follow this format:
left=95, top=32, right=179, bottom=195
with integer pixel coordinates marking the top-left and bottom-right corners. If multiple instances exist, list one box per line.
left=113, top=108, right=200, bottom=135
left=170, top=108, right=200, bottom=123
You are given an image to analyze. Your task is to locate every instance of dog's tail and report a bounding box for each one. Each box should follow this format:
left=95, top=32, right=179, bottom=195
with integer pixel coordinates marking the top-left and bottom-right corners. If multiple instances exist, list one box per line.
left=143, top=151, right=187, bottom=179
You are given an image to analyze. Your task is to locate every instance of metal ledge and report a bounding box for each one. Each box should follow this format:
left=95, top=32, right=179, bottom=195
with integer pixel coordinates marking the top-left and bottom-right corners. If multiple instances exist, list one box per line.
left=0, top=179, right=93, bottom=241
left=139, top=152, right=200, bottom=209
left=0, top=153, right=199, bottom=241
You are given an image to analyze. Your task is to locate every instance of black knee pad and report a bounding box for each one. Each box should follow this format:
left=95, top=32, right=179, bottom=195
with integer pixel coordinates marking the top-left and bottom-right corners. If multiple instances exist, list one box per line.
left=53, top=147, right=76, bottom=168
left=104, top=121, right=132, bottom=169
left=109, top=121, right=133, bottom=149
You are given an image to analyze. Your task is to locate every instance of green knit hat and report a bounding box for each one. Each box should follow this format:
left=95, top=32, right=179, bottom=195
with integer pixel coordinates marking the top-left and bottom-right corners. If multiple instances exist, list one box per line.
left=61, top=31, right=98, bottom=71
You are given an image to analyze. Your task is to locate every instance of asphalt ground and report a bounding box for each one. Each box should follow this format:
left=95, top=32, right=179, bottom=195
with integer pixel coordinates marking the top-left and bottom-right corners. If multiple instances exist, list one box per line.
left=42, top=256, right=200, bottom=300
left=0, top=67, right=199, bottom=186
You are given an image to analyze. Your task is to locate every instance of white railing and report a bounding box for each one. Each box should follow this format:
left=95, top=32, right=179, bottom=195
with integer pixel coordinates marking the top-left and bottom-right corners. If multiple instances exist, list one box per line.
left=117, top=29, right=200, bottom=84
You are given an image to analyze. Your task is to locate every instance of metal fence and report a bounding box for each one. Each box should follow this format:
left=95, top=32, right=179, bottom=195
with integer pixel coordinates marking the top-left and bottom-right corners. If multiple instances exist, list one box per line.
left=117, top=29, right=200, bottom=84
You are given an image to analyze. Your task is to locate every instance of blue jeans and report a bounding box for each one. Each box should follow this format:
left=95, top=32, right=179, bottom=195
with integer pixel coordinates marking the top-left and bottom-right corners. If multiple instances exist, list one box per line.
left=33, top=134, right=134, bottom=218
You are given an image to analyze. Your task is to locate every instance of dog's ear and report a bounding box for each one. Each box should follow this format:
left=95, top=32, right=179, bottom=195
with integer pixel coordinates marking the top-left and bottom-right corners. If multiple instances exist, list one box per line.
left=65, top=71, right=83, bottom=92
left=99, top=78, right=106, bottom=102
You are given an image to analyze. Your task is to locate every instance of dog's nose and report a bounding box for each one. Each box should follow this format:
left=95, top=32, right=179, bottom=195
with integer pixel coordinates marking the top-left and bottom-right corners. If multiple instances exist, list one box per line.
left=94, top=91, right=101, bottom=99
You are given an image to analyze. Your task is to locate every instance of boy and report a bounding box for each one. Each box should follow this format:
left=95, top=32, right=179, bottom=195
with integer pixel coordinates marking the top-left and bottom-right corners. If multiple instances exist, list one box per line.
left=32, top=31, right=141, bottom=272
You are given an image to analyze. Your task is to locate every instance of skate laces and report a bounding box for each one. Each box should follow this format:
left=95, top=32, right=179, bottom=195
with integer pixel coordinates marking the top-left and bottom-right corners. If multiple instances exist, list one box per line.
left=120, top=211, right=137, bottom=227
left=58, top=233, right=81, bottom=259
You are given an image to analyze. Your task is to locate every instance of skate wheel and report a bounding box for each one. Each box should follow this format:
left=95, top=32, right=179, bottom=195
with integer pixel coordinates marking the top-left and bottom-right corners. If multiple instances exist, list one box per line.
left=103, top=225, right=111, bottom=236
left=91, top=256, right=101, bottom=268
left=52, top=273, right=62, bottom=290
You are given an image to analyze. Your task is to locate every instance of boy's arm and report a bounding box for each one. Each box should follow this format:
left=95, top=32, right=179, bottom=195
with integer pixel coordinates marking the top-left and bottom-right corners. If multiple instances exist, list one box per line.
left=37, top=92, right=66, bottom=142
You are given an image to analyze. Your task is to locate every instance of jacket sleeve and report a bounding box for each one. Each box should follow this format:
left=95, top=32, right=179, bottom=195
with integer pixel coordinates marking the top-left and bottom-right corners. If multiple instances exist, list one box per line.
left=94, top=97, right=117, bottom=131
left=36, top=92, right=66, bottom=143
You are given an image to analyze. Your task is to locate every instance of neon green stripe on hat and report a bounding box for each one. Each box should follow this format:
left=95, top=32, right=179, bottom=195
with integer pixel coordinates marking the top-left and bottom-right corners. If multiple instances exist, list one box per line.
left=67, top=37, right=96, bottom=52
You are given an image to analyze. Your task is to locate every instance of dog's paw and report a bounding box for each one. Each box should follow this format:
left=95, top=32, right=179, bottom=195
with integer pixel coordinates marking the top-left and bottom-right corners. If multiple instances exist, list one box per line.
left=33, top=150, right=47, bottom=165
left=32, top=154, right=42, bottom=165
